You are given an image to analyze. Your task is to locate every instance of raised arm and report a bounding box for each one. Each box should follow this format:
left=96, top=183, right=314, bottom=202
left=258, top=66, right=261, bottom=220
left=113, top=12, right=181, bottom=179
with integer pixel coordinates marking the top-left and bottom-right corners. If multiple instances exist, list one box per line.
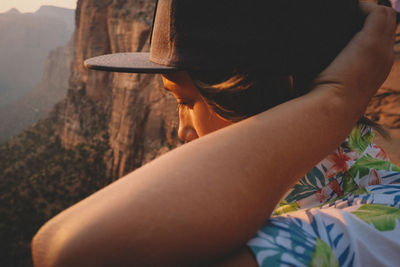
left=32, top=3, right=397, bottom=267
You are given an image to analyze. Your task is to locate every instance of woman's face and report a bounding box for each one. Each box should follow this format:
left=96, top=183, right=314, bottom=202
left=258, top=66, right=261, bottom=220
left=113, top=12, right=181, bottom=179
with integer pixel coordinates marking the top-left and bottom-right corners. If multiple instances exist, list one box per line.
left=161, top=71, right=233, bottom=142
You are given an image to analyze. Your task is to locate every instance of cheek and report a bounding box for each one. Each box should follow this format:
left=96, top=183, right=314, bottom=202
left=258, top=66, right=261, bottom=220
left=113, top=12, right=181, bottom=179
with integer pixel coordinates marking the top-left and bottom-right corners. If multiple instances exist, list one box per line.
left=192, top=102, right=232, bottom=136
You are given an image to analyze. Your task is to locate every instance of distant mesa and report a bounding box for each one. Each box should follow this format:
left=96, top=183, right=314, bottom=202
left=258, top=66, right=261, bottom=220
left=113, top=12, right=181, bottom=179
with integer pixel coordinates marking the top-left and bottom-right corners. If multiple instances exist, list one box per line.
left=35, top=5, right=75, bottom=15
left=33, top=5, right=76, bottom=34
left=5, top=8, right=20, bottom=14
left=2, top=5, right=75, bottom=15
left=0, top=3, right=75, bottom=142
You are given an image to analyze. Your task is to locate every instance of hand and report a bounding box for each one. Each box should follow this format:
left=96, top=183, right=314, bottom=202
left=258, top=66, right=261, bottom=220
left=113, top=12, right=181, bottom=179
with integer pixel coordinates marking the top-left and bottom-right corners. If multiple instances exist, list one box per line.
left=313, top=2, right=397, bottom=101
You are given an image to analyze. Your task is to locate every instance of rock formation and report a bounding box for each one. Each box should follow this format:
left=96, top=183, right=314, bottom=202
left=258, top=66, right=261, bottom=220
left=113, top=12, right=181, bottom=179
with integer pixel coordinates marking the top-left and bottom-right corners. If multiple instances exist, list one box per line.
left=0, top=6, right=75, bottom=142
left=0, top=1, right=180, bottom=266
left=61, top=0, right=180, bottom=178
left=366, top=36, right=400, bottom=128
left=0, top=6, right=74, bottom=105
left=365, top=26, right=400, bottom=164
left=34, top=5, right=75, bottom=33
left=0, top=40, right=74, bottom=143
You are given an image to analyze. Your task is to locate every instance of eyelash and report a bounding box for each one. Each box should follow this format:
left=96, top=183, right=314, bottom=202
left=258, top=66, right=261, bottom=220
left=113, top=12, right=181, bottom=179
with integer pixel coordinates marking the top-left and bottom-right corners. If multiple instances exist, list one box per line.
left=177, top=101, right=194, bottom=110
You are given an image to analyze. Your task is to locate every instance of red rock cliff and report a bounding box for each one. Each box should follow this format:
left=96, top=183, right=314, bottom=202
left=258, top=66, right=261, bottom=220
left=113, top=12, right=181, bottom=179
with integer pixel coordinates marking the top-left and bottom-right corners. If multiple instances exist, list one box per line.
left=60, top=0, right=180, bottom=179
left=365, top=25, right=400, bottom=164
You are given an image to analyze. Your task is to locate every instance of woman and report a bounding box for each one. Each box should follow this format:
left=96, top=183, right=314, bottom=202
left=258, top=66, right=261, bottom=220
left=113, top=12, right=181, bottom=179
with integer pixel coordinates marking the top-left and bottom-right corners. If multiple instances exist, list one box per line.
left=32, top=1, right=398, bottom=266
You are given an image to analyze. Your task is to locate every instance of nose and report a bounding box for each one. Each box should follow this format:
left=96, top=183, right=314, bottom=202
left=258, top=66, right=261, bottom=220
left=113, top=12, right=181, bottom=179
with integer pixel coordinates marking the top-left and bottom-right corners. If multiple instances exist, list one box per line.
left=178, top=124, right=198, bottom=142
left=178, top=112, right=198, bottom=142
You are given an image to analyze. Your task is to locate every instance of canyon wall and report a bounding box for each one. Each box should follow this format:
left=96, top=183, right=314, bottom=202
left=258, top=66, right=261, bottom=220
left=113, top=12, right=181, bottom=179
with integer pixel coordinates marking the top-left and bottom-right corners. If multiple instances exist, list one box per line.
left=0, top=7, right=74, bottom=107
left=0, top=40, right=73, bottom=143
left=0, top=6, right=75, bottom=142
left=367, top=41, right=400, bottom=128
left=0, top=2, right=179, bottom=266
left=60, top=0, right=180, bottom=179
left=365, top=26, right=400, bottom=164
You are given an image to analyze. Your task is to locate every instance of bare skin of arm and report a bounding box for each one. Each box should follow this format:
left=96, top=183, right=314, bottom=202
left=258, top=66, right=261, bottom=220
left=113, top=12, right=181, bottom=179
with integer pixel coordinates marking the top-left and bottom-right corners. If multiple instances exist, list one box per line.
left=31, top=3, right=397, bottom=267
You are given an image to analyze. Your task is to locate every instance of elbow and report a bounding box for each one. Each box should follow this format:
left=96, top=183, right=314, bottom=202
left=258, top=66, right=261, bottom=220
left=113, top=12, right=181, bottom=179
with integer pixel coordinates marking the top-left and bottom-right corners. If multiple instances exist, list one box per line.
left=31, top=216, right=135, bottom=267
left=31, top=221, right=61, bottom=267
left=31, top=220, right=78, bottom=267
left=31, top=223, right=52, bottom=267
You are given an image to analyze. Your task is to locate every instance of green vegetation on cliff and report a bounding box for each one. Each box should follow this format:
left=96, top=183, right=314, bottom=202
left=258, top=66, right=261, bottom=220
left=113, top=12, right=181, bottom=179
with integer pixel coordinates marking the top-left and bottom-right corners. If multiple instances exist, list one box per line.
left=0, top=99, right=111, bottom=267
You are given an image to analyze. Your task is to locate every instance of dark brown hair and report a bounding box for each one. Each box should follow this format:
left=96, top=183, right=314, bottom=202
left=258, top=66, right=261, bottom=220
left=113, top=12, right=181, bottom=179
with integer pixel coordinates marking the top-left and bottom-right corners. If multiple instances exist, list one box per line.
left=189, top=70, right=388, bottom=138
left=188, top=70, right=319, bottom=121
left=189, top=70, right=299, bottom=122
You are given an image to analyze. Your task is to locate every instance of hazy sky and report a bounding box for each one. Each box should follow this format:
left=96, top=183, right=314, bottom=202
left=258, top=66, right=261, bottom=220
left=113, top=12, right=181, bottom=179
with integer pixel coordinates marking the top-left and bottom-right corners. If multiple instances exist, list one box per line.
left=0, top=0, right=77, bottom=13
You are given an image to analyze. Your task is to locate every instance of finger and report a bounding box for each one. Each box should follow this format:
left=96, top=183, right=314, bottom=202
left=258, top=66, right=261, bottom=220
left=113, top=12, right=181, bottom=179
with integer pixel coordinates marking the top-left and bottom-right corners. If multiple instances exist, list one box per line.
left=359, top=3, right=397, bottom=47
left=383, top=7, right=397, bottom=45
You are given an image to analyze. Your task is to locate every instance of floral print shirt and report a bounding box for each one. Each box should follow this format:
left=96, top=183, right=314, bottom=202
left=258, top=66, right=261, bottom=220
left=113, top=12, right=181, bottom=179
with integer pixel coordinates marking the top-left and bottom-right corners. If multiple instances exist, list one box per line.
left=247, top=124, right=400, bottom=266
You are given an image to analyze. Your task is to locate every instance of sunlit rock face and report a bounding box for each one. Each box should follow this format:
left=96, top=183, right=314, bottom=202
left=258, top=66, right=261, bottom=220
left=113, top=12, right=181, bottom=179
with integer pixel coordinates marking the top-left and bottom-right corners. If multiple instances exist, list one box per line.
left=60, top=0, right=180, bottom=179
left=365, top=25, right=400, bottom=165
left=366, top=25, right=400, bottom=128
left=367, top=58, right=400, bottom=128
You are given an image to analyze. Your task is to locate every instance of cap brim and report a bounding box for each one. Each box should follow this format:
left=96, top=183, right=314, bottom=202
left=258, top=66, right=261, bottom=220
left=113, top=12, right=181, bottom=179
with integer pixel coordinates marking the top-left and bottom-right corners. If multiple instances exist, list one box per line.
left=84, top=52, right=178, bottom=73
